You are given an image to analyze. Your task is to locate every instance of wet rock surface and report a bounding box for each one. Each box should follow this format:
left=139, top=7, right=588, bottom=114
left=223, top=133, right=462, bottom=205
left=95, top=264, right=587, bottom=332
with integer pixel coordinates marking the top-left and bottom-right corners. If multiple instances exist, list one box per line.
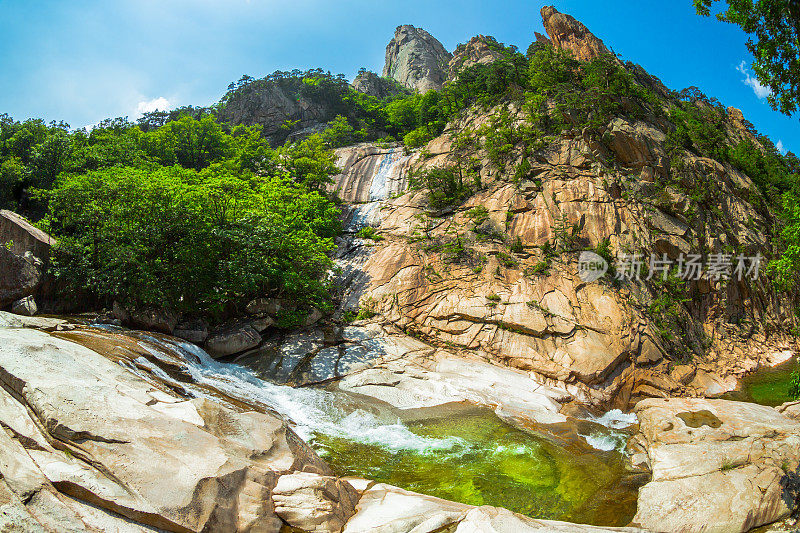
left=0, top=324, right=329, bottom=532
left=0, top=315, right=651, bottom=532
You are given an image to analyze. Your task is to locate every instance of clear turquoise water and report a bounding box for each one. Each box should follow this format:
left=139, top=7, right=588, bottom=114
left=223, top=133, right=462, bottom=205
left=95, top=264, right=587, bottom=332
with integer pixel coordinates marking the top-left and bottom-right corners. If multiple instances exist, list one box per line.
left=723, top=356, right=799, bottom=406
left=312, top=410, right=641, bottom=526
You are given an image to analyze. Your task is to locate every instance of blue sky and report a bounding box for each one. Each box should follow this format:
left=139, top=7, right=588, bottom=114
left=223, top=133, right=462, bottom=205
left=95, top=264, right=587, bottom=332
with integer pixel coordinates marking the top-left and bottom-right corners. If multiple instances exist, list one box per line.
left=0, top=0, right=796, bottom=153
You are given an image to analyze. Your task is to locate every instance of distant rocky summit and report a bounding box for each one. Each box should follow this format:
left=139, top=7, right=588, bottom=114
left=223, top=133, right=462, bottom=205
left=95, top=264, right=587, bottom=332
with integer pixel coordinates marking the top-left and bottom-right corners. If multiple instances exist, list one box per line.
left=539, top=5, right=610, bottom=61
left=382, top=24, right=452, bottom=93
left=447, top=35, right=509, bottom=81
left=216, top=78, right=333, bottom=145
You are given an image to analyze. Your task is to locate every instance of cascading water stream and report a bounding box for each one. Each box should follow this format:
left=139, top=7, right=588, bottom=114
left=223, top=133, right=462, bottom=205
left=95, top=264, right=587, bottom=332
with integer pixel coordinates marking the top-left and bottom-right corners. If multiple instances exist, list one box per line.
left=104, top=326, right=466, bottom=454
left=67, top=325, right=642, bottom=525
left=347, top=148, right=412, bottom=231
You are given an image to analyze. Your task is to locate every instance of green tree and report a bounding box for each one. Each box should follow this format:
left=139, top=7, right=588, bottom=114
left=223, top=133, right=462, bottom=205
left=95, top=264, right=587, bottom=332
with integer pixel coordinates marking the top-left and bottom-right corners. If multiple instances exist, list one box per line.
left=694, top=0, right=800, bottom=116
left=278, top=134, right=341, bottom=190
left=0, top=157, right=27, bottom=210
left=148, top=114, right=233, bottom=170
left=411, top=167, right=471, bottom=211
left=42, top=166, right=341, bottom=322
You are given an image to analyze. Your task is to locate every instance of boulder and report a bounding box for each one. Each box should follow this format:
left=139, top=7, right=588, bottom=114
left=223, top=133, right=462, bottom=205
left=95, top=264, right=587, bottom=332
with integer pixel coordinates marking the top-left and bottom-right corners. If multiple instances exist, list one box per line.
left=631, top=398, right=800, bottom=533
left=0, top=247, right=41, bottom=308
left=173, top=317, right=209, bottom=344
left=129, top=308, right=179, bottom=335
left=339, top=347, right=571, bottom=426
left=205, top=323, right=262, bottom=358
left=112, top=303, right=178, bottom=334
left=454, top=506, right=645, bottom=532
left=249, top=316, right=275, bottom=332
left=0, top=209, right=54, bottom=262
left=0, top=311, right=66, bottom=330
left=382, top=25, right=452, bottom=93
left=342, top=483, right=471, bottom=533
left=11, top=296, right=37, bottom=316
left=341, top=483, right=644, bottom=533
left=540, top=6, right=611, bottom=62
left=302, top=307, right=324, bottom=327
left=273, top=472, right=360, bottom=532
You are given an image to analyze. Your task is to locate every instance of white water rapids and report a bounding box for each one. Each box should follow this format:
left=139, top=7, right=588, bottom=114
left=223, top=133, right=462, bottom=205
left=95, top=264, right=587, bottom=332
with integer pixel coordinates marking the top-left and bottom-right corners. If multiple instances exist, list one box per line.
left=112, top=328, right=467, bottom=454
left=106, top=327, right=635, bottom=456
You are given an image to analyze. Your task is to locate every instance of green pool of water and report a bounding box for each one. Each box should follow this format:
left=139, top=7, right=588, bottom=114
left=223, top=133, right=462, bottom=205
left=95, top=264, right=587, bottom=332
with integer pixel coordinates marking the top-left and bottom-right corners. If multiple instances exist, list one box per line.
left=311, top=410, right=640, bottom=526
left=723, top=356, right=799, bottom=406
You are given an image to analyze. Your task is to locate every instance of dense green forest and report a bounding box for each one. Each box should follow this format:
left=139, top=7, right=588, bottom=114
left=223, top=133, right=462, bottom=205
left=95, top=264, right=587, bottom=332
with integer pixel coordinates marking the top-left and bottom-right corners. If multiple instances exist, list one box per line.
left=2, top=39, right=800, bottom=325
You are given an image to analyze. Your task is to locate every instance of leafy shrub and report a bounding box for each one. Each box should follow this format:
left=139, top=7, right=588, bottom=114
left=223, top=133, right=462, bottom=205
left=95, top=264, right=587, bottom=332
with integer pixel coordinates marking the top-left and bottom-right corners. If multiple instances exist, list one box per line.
left=410, top=167, right=471, bottom=211
left=403, top=127, right=432, bottom=149
left=594, top=237, right=614, bottom=264
left=496, top=252, right=518, bottom=268
left=466, top=205, right=489, bottom=226
left=790, top=371, right=800, bottom=400
left=357, top=226, right=384, bottom=241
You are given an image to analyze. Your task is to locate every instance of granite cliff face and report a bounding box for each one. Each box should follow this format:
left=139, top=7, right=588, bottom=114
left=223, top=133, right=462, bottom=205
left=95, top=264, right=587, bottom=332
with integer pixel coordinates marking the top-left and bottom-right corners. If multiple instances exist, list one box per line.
left=382, top=25, right=452, bottom=93
left=216, top=82, right=332, bottom=145
left=328, top=97, right=794, bottom=410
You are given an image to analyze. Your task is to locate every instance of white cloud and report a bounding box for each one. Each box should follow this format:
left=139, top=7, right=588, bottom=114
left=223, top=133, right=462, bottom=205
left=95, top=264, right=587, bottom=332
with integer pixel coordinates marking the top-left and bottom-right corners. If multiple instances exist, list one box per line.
left=737, top=61, right=770, bottom=99
left=777, top=140, right=786, bottom=154
left=136, top=96, right=170, bottom=114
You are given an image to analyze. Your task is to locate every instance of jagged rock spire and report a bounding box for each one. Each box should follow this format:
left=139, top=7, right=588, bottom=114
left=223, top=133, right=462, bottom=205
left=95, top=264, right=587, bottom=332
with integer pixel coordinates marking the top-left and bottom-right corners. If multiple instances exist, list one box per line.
left=540, top=6, right=610, bottom=61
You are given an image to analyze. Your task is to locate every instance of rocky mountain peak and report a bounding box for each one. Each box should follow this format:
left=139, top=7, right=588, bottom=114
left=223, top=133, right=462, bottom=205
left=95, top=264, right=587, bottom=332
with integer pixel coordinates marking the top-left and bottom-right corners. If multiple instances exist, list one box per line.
left=447, top=35, right=507, bottom=80
left=382, top=24, right=452, bottom=93
left=540, top=5, right=610, bottom=61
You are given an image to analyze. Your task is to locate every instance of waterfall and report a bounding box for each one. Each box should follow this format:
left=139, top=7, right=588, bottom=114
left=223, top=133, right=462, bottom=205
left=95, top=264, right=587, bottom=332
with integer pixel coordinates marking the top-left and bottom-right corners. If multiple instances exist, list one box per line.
left=368, top=148, right=411, bottom=202
left=345, top=148, right=413, bottom=232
